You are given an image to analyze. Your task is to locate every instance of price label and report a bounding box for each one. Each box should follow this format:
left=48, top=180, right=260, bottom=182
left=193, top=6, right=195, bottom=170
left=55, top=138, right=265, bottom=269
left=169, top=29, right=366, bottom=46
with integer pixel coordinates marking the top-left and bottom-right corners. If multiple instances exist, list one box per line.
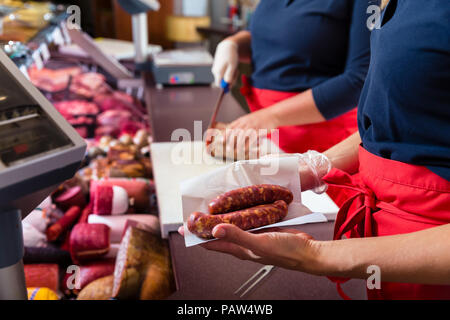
left=52, top=27, right=65, bottom=46
left=32, top=50, right=44, bottom=70
left=40, top=43, right=51, bottom=62
left=60, top=22, right=72, bottom=44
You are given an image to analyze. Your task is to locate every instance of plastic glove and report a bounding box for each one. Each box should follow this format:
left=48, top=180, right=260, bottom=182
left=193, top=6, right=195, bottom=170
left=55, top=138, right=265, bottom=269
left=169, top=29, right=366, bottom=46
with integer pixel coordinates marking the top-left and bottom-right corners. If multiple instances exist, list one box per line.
left=297, top=150, right=332, bottom=194
left=211, top=39, right=239, bottom=87
left=262, top=151, right=332, bottom=194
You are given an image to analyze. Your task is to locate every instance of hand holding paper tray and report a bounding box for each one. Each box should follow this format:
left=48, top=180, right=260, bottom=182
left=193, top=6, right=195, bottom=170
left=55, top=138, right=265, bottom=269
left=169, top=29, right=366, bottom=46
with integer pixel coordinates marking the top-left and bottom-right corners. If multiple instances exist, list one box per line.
left=180, top=156, right=328, bottom=247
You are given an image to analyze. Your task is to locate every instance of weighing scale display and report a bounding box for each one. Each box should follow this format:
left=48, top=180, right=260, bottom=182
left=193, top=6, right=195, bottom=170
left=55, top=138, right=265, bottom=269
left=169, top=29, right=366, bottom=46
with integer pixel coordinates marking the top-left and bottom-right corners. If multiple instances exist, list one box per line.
left=0, top=64, right=73, bottom=168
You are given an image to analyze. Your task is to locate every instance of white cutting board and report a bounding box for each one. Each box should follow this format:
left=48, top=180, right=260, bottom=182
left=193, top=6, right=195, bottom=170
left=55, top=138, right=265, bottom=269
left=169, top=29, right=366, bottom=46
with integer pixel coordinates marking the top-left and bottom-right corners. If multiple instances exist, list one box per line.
left=151, top=141, right=338, bottom=238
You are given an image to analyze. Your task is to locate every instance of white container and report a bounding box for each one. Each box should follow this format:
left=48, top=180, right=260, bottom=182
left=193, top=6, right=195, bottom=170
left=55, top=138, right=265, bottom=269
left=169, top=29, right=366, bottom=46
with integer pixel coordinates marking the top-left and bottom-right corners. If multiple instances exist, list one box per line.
left=182, top=0, right=208, bottom=17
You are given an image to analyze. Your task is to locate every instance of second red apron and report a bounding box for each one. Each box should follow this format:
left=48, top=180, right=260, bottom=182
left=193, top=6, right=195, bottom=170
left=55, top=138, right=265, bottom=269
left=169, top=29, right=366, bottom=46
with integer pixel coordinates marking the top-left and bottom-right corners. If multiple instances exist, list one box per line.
left=240, top=76, right=359, bottom=206
left=241, top=76, right=358, bottom=154
left=324, top=146, right=450, bottom=300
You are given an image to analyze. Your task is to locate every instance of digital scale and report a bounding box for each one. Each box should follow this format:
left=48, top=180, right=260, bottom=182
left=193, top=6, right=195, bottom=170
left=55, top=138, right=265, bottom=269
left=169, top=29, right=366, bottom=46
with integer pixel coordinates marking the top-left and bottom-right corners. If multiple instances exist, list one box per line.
left=152, top=49, right=214, bottom=86
left=0, top=49, right=86, bottom=300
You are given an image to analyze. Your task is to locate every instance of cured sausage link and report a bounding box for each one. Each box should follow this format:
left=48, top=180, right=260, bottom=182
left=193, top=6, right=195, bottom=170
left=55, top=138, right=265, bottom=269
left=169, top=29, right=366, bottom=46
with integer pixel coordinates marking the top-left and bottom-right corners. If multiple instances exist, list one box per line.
left=208, top=184, right=293, bottom=215
left=188, top=200, right=288, bottom=239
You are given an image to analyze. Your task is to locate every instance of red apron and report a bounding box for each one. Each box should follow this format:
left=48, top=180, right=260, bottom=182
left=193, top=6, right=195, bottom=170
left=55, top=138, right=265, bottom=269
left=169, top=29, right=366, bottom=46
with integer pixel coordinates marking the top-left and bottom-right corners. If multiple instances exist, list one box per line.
left=240, top=76, right=359, bottom=206
left=240, top=76, right=358, bottom=154
left=323, top=146, right=450, bottom=300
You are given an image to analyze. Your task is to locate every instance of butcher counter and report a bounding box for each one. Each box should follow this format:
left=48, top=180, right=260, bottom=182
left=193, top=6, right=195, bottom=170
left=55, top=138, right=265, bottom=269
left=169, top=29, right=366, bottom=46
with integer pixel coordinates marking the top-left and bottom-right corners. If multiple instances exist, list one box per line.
left=143, top=74, right=367, bottom=300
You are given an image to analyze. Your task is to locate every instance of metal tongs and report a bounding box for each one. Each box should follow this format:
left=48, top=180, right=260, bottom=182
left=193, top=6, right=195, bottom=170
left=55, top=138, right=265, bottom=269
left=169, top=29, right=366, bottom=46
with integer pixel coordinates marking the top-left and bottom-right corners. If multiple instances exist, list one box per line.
left=234, top=265, right=275, bottom=298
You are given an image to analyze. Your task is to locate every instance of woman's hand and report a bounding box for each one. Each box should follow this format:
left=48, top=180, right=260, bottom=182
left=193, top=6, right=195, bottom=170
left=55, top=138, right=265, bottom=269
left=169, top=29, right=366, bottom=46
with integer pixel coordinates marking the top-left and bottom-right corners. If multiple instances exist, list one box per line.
left=212, top=40, right=239, bottom=87
left=179, top=224, right=321, bottom=273
left=227, top=109, right=279, bottom=132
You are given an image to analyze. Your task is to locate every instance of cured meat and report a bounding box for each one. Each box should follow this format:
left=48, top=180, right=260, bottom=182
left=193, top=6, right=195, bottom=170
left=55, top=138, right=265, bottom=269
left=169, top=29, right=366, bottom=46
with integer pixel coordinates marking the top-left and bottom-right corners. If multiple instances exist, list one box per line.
left=90, top=178, right=153, bottom=212
left=77, top=205, right=92, bottom=224
left=23, top=246, right=72, bottom=266
left=69, top=223, right=110, bottom=263
left=88, top=214, right=160, bottom=243
left=188, top=200, right=289, bottom=239
left=46, top=206, right=82, bottom=242
left=208, top=184, right=293, bottom=214
left=92, top=185, right=129, bottom=215
left=24, top=264, right=59, bottom=292
left=77, top=275, right=114, bottom=300
left=139, top=257, right=174, bottom=300
left=112, top=227, right=169, bottom=299
left=62, top=259, right=115, bottom=295
left=53, top=186, right=86, bottom=212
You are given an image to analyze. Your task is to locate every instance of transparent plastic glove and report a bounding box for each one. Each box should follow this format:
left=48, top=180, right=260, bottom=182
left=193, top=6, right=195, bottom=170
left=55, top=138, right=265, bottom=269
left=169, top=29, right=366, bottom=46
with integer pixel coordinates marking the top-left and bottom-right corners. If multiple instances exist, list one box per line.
left=262, top=151, right=332, bottom=194
left=211, top=39, right=239, bottom=87
left=297, top=150, right=332, bottom=194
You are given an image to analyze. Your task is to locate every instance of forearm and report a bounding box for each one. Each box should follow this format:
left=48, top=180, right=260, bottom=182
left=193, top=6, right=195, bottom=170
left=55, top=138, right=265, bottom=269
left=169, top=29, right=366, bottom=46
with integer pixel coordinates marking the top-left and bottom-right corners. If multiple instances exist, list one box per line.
left=266, top=89, right=326, bottom=127
left=226, top=30, right=252, bottom=62
left=298, top=132, right=360, bottom=191
left=310, top=224, right=450, bottom=285
left=324, top=131, right=361, bottom=175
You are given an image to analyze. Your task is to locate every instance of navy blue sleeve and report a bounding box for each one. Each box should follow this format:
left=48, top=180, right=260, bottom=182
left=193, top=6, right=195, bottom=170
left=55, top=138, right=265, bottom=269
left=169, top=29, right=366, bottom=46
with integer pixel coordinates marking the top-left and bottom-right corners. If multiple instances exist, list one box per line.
left=312, top=0, right=371, bottom=120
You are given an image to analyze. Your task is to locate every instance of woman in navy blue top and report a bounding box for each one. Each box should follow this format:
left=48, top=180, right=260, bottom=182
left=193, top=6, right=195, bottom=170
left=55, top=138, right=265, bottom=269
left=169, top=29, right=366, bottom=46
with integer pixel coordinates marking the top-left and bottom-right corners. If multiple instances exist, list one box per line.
left=191, top=0, right=450, bottom=300
left=211, top=0, right=371, bottom=154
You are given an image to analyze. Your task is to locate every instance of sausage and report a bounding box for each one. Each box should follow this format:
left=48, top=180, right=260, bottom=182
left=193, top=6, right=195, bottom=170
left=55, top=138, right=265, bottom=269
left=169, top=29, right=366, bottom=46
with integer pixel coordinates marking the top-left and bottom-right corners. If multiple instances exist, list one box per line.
left=208, top=184, right=293, bottom=215
left=188, top=200, right=288, bottom=239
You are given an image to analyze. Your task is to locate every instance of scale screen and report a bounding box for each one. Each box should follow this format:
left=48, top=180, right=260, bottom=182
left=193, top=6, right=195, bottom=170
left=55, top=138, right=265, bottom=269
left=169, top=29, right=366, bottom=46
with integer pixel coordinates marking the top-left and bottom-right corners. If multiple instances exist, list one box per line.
left=0, top=64, right=73, bottom=168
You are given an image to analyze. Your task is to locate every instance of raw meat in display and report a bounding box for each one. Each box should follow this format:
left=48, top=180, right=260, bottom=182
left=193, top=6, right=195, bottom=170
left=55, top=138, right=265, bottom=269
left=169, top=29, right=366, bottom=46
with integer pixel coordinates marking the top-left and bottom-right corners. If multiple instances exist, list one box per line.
left=53, top=100, right=99, bottom=118
left=70, top=72, right=109, bottom=98
left=29, top=66, right=82, bottom=92
left=95, top=125, right=121, bottom=140
left=97, top=109, right=133, bottom=128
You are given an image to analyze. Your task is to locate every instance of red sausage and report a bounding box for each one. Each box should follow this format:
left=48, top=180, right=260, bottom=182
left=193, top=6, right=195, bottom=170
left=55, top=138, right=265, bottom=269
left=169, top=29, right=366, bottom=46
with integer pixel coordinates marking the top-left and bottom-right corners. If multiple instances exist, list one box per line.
left=208, top=184, right=293, bottom=215
left=188, top=200, right=288, bottom=239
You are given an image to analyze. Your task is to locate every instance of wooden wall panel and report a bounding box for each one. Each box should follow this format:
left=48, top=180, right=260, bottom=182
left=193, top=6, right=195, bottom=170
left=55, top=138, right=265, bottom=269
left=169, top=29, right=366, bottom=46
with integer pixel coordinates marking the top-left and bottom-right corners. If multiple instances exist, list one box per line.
left=113, top=0, right=174, bottom=49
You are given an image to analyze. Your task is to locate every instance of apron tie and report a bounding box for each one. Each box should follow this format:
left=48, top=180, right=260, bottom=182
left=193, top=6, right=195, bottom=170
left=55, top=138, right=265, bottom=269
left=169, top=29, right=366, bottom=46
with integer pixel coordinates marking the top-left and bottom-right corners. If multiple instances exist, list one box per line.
left=322, top=169, right=380, bottom=299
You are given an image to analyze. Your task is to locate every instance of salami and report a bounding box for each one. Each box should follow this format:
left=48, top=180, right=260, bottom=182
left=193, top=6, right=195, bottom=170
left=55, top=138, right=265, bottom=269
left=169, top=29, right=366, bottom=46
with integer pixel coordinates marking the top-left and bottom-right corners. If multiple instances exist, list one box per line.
left=208, top=184, right=293, bottom=215
left=188, top=200, right=288, bottom=239
left=46, top=206, right=81, bottom=242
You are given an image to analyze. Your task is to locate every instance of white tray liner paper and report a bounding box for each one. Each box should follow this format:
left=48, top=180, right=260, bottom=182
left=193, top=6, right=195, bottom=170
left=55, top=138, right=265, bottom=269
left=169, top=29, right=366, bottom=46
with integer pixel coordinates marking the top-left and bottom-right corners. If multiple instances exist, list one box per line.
left=181, top=156, right=328, bottom=247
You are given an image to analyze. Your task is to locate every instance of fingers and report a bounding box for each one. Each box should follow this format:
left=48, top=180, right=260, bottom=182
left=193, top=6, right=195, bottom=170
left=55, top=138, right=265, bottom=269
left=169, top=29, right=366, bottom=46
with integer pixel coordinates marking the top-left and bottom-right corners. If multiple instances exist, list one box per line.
left=212, top=63, right=227, bottom=87
left=223, top=65, right=237, bottom=86
left=201, top=240, right=259, bottom=261
left=211, top=224, right=267, bottom=254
